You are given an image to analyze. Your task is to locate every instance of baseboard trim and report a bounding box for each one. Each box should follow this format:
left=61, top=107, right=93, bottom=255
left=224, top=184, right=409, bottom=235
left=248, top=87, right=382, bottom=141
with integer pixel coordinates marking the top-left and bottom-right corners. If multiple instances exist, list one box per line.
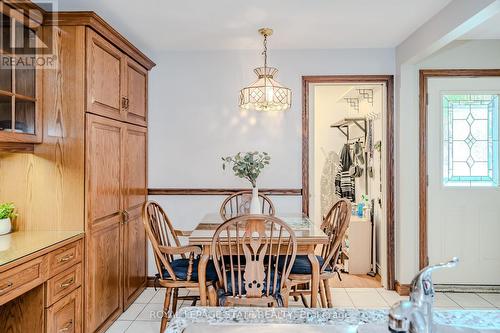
left=395, top=280, right=410, bottom=296
left=147, top=276, right=161, bottom=288
left=435, top=284, right=500, bottom=293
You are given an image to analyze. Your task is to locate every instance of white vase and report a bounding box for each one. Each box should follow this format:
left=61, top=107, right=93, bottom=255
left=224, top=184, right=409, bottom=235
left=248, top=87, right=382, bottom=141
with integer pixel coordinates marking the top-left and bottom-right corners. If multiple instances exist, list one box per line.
left=0, top=217, right=12, bottom=236
left=0, top=234, right=11, bottom=251
left=250, top=187, right=261, bottom=214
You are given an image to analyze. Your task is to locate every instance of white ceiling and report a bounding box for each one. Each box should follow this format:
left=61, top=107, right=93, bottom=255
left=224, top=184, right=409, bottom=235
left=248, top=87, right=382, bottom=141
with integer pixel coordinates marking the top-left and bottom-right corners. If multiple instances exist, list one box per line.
left=461, top=12, right=500, bottom=40
left=43, top=0, right=452, bottom=51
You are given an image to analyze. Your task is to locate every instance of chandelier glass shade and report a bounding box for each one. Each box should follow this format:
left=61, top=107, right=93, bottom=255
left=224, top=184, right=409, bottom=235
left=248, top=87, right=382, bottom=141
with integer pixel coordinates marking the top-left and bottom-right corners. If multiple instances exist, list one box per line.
left=239, top=28, right=291, bottom=111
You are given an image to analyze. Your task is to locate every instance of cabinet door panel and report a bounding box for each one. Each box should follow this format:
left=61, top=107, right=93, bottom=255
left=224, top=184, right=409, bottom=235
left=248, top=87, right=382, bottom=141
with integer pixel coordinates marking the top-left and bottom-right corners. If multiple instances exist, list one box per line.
left=123, top=206, right=146, bottom=307
left=123, top=124, right=147, bottom=210
left=46, top=287, right=82, bottom=333
left=122, top=124, right=147, bottom=307
left=85, top=113, right=123, bottom=332
left=124, top=57, right=147, bottom=126
left=86, top=114, right=122, bottom=224
left=86, top=28, right=123, bottom=121
left=85, top=221, right=121, bottom=333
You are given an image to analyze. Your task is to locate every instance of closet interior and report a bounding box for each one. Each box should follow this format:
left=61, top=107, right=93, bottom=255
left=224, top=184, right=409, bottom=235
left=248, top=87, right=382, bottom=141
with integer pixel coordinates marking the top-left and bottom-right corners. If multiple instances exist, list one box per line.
left=311, top=83, right=387, bottom=287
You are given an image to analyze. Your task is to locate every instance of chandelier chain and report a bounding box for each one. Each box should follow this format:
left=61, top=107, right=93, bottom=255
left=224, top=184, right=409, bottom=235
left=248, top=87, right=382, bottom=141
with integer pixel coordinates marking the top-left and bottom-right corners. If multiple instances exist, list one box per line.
left=262, top=35, right=268, bottom=69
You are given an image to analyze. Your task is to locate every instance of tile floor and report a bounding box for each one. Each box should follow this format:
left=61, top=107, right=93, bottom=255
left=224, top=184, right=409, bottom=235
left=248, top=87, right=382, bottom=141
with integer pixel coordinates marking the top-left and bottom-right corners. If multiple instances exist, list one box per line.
left=105, top=287, right=500, bottom=333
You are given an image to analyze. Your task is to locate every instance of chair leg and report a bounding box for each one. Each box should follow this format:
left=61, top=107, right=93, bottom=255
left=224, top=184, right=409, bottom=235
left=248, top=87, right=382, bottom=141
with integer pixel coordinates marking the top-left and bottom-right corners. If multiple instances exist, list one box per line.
left=172, top=288, right=179, bottom=314
left=292, top=285, right=299, bottom=302
left=324, top=279, right=333, bottom=308
left=207, top=285, right=217, bottom=306
left=319, top=279, right=327, bottom=308
left=300, top=293, right=309, bottom=308
left=160, top=287, right=173, bottom=333
left=283, top=289, right=290, bottom=308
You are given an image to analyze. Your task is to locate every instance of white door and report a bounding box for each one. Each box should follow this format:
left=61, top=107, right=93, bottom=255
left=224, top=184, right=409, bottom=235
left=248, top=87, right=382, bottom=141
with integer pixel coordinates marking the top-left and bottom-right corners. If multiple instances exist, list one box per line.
left=427, top=77, right=500, bottom=285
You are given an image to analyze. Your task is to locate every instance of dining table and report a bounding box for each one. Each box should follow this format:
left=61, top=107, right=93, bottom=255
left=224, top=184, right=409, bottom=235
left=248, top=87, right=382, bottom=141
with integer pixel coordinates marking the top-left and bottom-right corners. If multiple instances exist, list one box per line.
left=188, top=213, right=329, bottom=308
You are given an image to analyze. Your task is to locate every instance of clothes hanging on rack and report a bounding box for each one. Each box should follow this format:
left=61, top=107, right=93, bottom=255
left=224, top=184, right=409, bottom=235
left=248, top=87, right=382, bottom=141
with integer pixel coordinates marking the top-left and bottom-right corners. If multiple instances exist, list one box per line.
left=367, top=119, right=374, bottom=159
left=337, top=144, right=355, bottom=202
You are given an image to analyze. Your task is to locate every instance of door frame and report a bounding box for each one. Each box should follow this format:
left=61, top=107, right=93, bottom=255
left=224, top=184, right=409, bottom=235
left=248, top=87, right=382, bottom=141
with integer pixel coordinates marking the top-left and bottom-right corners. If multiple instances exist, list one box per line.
left=302, top=75, right=395, bottom=290
left=419, top=69, right=500, bottom=269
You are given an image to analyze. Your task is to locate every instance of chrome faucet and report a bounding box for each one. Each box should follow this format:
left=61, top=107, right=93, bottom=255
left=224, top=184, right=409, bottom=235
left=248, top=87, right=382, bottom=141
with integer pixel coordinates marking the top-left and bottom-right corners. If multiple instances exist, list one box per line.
left=388, top=257, right=459, bottom=333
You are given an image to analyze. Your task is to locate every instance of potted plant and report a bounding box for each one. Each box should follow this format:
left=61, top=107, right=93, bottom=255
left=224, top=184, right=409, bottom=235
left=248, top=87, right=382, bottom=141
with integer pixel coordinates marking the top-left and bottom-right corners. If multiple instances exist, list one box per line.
left=222, top=151, right=271, bottom=214
left=0, top=202, right=17, bottom=235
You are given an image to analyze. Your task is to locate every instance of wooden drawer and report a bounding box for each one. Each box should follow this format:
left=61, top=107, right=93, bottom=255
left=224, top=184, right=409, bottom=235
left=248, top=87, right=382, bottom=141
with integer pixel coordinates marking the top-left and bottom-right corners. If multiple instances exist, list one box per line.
left=0, top=256, right=46, bottom=305
left=46, top=287, right=82, bottom=333
left=46, top=263, right=82, bottom=307
left=47, top=240, right=82, bottom=278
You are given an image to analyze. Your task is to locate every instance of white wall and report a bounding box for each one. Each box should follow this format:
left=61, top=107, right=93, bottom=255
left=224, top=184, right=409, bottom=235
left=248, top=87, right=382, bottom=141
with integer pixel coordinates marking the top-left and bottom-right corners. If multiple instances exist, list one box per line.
left=147, top=48, right=395, bottom=275
left=396, top=39, right=500, bottom=283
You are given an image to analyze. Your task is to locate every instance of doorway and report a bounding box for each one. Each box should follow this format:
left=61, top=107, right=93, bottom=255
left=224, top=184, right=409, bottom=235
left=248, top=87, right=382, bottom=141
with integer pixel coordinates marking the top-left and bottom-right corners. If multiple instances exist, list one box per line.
left=421, top=70, right=500, bottom=286
left=302, top=75, right=395, bottom=290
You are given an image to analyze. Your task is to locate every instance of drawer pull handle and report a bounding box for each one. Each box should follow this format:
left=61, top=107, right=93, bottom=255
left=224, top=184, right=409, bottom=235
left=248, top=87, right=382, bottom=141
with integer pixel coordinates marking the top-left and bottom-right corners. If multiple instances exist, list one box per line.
left=0, top=281, right=13, bottom=294
left=60, top=277, right=75, bottom=289
left=58, top=254, right=74, bottom=263
left=58, top=319, right=73, bottom=332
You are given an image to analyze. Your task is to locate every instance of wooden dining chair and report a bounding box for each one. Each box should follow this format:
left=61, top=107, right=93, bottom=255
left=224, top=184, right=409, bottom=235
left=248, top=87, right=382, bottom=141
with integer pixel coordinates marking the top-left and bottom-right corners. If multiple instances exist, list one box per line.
left=288, top=199, right=351, bottom=308
left=211, top=215, right=297, bottom=307
left=219, top=191, right=275, bottom=220
left=142, top=201, right=217, bottom=333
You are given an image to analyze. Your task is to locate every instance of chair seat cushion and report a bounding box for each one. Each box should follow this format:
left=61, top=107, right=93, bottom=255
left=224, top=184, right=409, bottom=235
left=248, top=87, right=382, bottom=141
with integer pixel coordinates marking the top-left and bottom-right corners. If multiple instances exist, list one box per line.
left=162, top=258, right=218, bottom=281
left=286, top=255, right=332, bottom=275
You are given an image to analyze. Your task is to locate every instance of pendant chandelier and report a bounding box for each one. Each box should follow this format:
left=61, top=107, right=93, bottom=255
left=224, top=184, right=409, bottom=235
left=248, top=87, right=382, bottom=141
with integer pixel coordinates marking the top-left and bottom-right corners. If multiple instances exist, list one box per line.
left=239, top=28, right=291, bottom=111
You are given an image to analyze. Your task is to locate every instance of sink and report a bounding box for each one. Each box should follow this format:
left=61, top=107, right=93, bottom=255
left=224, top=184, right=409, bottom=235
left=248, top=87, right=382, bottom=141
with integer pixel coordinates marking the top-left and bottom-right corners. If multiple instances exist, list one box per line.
left=357, top=323, right=484, bottom=333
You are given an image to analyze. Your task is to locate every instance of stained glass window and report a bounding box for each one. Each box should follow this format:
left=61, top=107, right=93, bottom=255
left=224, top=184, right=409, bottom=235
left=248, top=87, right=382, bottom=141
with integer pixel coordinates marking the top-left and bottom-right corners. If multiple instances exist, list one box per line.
left=443, top=94, right=499, bottom=187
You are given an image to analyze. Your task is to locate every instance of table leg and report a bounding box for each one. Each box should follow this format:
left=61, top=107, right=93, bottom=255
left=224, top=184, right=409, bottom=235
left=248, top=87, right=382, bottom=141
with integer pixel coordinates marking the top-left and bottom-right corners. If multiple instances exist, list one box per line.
left=198, top=245, right=210, bottom=306
left=308, top=253, right=320, bottom=308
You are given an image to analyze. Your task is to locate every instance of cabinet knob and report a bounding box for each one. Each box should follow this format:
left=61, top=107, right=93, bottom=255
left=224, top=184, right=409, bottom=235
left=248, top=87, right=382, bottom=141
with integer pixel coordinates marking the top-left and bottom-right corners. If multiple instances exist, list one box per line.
left=0, top=281, right=13, bottom=294
left=123, top=210, right=130, bottom=224
left=121, top=96, right=128, bottom=109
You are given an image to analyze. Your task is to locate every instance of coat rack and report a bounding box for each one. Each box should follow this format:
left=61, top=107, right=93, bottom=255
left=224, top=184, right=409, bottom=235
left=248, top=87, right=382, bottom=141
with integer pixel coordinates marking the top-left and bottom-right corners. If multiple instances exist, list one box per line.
left=330, top=117, right=366, bottom=139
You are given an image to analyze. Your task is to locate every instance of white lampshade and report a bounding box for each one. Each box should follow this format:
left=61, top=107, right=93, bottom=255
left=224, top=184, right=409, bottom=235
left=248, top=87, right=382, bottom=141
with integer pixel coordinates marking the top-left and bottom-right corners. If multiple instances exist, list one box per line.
left=239, top=28, right=292, bottom=112
left=239, top=67, right=291, bottom=111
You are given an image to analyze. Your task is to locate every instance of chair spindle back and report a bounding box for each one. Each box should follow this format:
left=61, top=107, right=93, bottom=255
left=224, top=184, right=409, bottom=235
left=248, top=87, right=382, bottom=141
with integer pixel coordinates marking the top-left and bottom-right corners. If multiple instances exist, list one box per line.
left=220, top=191, right=275, bottom=221
left=142, top=201, right=183, bottom=281
left=211, top=215, right=297, bottom=304
left=319, top=199, right=351, bottom=273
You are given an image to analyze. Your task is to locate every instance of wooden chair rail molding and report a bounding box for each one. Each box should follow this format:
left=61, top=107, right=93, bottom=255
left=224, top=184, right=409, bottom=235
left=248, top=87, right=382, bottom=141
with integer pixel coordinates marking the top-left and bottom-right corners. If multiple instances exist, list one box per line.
left=148, top=188, right=302, bottom=196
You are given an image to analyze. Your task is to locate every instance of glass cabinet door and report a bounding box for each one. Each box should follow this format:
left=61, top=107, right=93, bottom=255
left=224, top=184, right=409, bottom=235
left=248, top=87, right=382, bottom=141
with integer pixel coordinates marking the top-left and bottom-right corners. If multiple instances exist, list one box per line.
left=0, top=8, right=40, bottom=142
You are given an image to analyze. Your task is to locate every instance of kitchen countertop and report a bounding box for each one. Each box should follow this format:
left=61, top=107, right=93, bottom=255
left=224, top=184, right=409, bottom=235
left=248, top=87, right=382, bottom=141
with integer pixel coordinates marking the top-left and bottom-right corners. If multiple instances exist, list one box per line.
left=0, top=230, right=84, bottom=267
left=167, top=307, right=500, bottom=333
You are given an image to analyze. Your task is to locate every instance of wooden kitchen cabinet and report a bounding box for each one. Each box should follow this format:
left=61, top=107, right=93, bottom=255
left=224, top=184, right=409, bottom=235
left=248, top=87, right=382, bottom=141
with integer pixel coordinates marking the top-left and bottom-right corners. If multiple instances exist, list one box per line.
left=0, top=237, right=84, bottom=333
left=41, top=11, right=154, bottom=333
left=0, top=3, right=42, bottom=144
left=86, top=29, right=148, bottom=127
left=86, top=114, right=148, bottom=314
